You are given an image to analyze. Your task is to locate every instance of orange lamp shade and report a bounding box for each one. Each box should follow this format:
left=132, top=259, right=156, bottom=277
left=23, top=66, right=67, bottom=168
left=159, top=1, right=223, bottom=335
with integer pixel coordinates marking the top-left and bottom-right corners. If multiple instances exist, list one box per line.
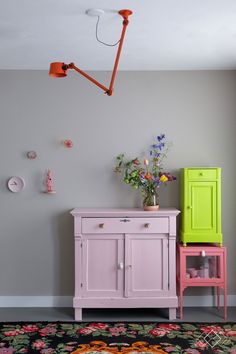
left=49, top=62, right=67, bottom=77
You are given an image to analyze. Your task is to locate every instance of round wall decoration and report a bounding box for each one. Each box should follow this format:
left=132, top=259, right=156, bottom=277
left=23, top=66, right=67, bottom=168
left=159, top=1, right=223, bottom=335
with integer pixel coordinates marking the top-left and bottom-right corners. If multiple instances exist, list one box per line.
left=27, top=151, right=37, bottom=159
left=7, top=176, right=25, bottom=193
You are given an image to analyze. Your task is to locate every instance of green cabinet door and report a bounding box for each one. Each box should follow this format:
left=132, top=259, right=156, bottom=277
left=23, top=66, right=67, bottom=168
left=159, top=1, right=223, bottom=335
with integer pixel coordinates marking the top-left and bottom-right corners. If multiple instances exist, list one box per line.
left=180, top=168, right=222, bottom=246
left=187, top=181, right=217, bottom=233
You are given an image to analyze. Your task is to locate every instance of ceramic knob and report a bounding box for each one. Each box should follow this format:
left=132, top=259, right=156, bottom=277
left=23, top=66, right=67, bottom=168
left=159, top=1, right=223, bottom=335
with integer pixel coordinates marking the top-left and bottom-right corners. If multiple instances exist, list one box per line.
left=99, top=223, right=105, bottom=228
left=118, top=262, right=124, bottom=270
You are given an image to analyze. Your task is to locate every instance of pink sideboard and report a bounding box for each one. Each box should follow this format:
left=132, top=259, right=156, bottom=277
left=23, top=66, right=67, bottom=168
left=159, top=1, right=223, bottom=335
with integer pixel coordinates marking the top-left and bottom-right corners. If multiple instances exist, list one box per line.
left=71, top=208, right=180, bottom=320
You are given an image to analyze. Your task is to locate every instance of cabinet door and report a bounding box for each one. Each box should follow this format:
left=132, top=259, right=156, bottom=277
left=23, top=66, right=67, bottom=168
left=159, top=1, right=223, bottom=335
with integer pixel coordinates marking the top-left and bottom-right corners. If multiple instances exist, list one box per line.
left=187, top=181, right=217, bottom=235
left=125, top=234, right=169, bottom=297
left=82, top=234, right=124, bottom=297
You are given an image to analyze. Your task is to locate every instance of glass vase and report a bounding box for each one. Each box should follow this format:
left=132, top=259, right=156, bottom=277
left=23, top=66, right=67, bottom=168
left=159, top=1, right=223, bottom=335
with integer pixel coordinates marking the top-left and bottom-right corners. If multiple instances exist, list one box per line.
left=143, top=190, right=159, bottom=211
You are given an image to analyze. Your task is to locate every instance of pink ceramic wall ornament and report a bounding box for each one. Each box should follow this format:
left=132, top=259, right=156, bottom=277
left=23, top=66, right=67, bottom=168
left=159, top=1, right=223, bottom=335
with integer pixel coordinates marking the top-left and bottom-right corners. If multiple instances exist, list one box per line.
left=44, top=169, right=56, bottom=194
left=27, top=151, right=37, bottom=159
left=62, top=139, right=74, bottom=148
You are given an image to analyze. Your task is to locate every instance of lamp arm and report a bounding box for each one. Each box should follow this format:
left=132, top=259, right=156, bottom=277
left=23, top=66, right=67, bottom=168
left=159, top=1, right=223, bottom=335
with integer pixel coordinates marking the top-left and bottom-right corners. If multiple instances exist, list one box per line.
left=66, top=12, right=131, bottom=96
left=69, top=63, right=110, bottom=93
left=107, top=18, right=129, bottom=96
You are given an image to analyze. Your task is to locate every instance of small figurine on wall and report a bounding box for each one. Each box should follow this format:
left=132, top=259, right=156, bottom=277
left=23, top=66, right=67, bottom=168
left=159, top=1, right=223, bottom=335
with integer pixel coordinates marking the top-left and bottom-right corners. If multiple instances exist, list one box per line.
left=45, top=169, right=56, bottom=194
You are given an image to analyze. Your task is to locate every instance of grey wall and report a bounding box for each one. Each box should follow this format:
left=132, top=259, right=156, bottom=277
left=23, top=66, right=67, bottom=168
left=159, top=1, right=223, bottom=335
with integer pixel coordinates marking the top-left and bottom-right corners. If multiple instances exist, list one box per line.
left=0, top=70, right=236, bottom=298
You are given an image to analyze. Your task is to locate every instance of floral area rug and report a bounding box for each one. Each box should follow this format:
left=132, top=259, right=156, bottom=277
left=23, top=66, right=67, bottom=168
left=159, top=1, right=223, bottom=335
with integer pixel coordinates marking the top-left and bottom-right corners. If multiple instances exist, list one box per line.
left=0, top=322, right=236, bottom=354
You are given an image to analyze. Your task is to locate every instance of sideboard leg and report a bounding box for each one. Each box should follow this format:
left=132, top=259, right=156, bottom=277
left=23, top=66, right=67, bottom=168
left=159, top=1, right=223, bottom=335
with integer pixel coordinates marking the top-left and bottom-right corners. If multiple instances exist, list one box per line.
left=168, top=308, right=176, bottom=320
left=75, top=308, right=82, bottom=321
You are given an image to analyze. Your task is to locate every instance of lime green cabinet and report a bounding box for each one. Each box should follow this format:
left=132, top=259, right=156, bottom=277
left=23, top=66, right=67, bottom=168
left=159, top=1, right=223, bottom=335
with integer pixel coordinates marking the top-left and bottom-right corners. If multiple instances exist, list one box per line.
left=180, top=168, right=222, bottom=246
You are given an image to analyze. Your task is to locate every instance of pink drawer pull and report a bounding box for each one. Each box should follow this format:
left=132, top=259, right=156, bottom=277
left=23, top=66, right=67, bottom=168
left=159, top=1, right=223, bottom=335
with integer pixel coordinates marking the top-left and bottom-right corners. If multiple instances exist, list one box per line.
left=201, top=250, right=206, bottom=257
left=144, top=223, right=150, bottom=228
left=99, top=223, right=105, bottom=229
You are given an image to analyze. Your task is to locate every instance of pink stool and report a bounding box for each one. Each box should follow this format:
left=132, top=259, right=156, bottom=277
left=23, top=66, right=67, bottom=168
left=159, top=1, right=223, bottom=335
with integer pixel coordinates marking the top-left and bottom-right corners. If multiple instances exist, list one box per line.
left=177, top=243, right=227, bottom=320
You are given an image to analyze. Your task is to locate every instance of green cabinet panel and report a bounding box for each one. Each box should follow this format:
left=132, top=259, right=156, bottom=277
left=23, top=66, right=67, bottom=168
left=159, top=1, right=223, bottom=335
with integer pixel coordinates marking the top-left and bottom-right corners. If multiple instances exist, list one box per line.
left=180, top=168, right=222, bottom=246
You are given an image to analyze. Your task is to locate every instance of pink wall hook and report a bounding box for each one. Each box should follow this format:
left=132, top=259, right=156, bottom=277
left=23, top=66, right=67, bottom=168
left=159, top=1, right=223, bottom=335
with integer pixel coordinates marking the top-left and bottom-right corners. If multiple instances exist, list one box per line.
left=62, top=139, right=73, bottom=148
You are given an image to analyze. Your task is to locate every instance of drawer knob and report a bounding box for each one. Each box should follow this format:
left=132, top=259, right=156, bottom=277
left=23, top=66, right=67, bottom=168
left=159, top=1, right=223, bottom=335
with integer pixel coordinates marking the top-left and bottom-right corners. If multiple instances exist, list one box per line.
left=99, top=223, right=105, bottom=229
left=118, top=262, right=124, bottom=270
left=199, top=172, right=203, bottom=176
left=144, top=223, right=150, bottom=228
left=201, top=250, right=206, bottom=257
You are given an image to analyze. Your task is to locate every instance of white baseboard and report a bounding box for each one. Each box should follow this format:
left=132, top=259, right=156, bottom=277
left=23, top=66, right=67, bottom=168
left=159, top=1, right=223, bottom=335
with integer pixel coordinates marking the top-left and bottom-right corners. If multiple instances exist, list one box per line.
left=0, top=295, right=234, bottom=308
left=0, top=297, right=72, bottom=307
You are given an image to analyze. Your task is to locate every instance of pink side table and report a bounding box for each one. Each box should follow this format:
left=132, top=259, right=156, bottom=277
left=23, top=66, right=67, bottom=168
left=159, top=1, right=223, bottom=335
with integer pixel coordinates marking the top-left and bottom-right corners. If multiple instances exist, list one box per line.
left=177, top=243, right=227, bottom=320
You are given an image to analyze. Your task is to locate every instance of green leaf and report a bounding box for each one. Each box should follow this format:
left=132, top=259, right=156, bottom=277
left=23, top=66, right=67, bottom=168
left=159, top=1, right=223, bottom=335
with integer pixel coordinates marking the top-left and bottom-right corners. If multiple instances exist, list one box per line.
left=223, top=324, right=232, bottom=330
left=229, top=336, right=236, bottom=341
left=222, top=339, right=232, bottom=345
left=182, top=324, right=197, bottom=331
left=60, top=324, right=74, bottom=330
left=57, top=343, right=66, bottom=349
left=143, top=325, right=154, bottom=331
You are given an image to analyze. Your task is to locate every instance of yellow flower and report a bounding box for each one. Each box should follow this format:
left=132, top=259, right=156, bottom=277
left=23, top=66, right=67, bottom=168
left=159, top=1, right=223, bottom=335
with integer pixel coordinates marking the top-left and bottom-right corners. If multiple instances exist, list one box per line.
left=160, top=174, right=168, bottom=183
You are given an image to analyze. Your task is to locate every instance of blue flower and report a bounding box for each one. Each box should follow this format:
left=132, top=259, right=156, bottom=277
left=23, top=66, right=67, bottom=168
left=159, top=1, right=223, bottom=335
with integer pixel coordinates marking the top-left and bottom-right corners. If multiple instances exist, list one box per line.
left=158, top=142, right=165, bottom=150
left=157, top=134, right=165, bottom=141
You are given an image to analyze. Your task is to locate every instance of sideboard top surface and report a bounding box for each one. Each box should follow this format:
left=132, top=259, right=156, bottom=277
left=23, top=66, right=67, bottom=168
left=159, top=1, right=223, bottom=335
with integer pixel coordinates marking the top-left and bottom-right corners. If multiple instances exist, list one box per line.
left=71, top=208, right=180, bottom=218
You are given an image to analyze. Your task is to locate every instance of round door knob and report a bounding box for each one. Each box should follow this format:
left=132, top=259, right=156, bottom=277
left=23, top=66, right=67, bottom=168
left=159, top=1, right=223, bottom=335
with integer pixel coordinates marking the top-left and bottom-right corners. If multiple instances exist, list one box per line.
left=118, top=262, right=124, bottom=270
left=99, top=223, right=105, bottom=228
left=144, top=223, right=150, bottom=228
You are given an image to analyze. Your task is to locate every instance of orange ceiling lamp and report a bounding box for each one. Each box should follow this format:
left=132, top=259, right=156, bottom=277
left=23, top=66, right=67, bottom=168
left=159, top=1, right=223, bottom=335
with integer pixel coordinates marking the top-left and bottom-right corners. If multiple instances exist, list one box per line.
left=49, top=9, right=132, bottom=96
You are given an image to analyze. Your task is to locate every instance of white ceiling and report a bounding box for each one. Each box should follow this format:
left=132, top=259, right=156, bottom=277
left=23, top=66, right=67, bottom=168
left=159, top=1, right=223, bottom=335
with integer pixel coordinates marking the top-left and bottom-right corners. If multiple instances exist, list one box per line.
left=1, top=0, right=236, bottom=70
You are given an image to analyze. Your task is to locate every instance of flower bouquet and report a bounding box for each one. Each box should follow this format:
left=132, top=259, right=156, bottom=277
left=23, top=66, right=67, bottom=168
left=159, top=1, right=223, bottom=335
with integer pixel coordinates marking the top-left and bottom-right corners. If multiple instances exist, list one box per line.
left=115, top=134, right=176, bottom=210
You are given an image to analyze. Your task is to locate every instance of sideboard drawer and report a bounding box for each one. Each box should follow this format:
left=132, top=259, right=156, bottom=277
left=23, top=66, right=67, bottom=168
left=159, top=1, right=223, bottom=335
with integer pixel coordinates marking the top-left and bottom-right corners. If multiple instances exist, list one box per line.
left=187, top=169, right=217, bottom=180
left=82, top=217, right=169, bottom=234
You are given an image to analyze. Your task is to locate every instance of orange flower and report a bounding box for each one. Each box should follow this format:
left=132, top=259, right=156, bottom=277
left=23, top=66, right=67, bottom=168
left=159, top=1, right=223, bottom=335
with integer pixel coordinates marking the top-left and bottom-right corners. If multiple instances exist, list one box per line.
left=145, top=173, right=152, bottom=180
